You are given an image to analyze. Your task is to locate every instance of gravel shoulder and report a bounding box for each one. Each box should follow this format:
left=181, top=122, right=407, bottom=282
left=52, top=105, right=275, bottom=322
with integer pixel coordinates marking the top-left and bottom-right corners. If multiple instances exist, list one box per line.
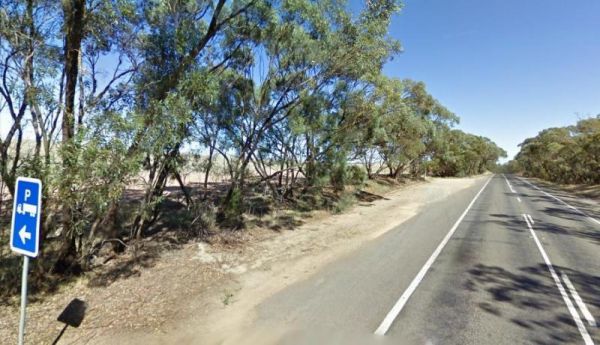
left=0, top=176, right=483, bottom=345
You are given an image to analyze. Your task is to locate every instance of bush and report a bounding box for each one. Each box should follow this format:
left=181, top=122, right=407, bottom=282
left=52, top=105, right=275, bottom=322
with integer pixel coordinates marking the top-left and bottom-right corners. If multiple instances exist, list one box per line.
left=217, top=186, right=244, bottom=229
left=333, top=192, right=356, bottom=214
left=347, top=165, right=367, bottom=186
left=329, top=160, right=347, bottom=192
left=188, top=202, right=217, bottom=237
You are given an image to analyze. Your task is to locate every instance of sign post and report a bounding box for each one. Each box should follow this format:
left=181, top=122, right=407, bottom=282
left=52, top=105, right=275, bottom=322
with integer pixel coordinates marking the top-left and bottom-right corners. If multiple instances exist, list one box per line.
left=18, top=256, right=29, bottom=345
left=10, top=177, right=42, bottom=345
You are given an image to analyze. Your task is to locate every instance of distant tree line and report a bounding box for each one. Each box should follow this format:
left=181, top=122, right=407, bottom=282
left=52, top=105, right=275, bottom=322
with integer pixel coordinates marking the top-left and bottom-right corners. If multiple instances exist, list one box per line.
left=506, top=116, right=600, bottom=184
left=0, top=0, right=505, bottom=274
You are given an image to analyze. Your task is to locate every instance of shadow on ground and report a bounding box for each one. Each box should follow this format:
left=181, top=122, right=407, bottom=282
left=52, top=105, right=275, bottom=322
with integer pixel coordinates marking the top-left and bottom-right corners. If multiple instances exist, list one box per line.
left=0, top=176, right=401, bottom=303
left=466, top=262, right=599, bottom=344
left=488, top=198, right=600, bottom=246
left=512, top=177, right=600, bottom=223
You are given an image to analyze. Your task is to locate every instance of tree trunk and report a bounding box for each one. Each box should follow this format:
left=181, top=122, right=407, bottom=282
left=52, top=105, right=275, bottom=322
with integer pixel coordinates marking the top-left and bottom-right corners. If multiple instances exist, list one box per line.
left=217, top=154, right=252, bottom=229
left=56, top=0, right=86, bottom=272
left=174, top=170, right=193, bottom=207
left=62, top=0, right=85, bottom=142
left=204, top=143, right=215, bottom=189
left=392, top=163, right=404, bottom=179
left=363, top=156, right=373, bottom=179
left=303, top=133, right=317, bottom=189
left=217, top=181, right=244, bottom=229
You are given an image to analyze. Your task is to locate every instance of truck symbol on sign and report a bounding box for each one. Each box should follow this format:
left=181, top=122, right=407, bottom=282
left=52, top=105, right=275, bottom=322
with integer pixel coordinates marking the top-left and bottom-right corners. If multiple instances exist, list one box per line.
left=17, top=203, right=37, bottom=217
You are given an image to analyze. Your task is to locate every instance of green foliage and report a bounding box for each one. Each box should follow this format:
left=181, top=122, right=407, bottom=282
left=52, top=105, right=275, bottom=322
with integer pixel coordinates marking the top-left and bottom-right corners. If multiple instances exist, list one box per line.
left=347, top=165, right=368, bottom=186
left=428, top=129, right=507, bottom=177
left=0, top=0, right=509, bottom=291
left=333, top=192, right=356, bottom=214
left=515, top=115, right=600, bottom=184
left=329, top=157, right=348, bottom=192
left=53, top=129, right=138, bottom=236
left=217, top=186, right=244, bottom=229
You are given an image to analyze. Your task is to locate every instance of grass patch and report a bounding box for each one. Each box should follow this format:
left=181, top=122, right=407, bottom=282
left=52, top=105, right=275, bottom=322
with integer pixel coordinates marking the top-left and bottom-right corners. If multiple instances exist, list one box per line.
left=332, top=192, right=356, bottom=214
left=222, top=291, right=235, bottom=306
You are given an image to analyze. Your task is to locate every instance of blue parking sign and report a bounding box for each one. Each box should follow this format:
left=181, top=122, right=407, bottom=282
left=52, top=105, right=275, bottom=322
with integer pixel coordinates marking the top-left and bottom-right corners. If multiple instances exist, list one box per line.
left=10, top=177, right=42, bottom=257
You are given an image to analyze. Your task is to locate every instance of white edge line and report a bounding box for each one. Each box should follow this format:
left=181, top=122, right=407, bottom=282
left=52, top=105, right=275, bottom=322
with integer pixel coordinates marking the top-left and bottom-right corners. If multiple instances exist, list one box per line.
left=518, top=177, right=600, bottom=226
left=373, top=176, right=494, bottom=336
left=502, top=174, right=516, bottom=193
left=523, top=214, right=594, bottom=345
left=517, top=197, right=522, bottom=203
left=526, top=214, right=535, bottom=225
left=562, top=273, right=597, bottom=328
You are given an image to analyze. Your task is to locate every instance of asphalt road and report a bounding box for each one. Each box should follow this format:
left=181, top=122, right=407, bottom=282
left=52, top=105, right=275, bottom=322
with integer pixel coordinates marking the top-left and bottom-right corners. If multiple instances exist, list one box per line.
left=250, top=174, right=600, bottom=344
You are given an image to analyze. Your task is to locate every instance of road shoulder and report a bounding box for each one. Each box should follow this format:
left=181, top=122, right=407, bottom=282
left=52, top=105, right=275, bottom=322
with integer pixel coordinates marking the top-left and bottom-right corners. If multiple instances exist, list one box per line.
left=0, top=175, right=486, bottom=344
left=519, top=176, right=600, bottom=217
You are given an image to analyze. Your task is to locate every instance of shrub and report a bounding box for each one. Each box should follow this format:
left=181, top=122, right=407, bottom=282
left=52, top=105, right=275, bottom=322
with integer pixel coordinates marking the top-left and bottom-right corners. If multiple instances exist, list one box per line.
left=330, top=160, right=347, bottom=192
left=347, top=165, right=367, bottom=186
left=217, top=186, right=244, bottom=229
left=188, top=202, right=217, bottom=237
left=333, top=192, right=356, bottom=214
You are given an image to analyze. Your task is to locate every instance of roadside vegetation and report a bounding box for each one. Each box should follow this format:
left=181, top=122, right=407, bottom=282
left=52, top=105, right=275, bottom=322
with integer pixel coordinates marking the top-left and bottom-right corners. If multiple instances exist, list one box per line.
left=505, top=115, right=599, bottom=185
left=0, top=0, right=505, bottom=302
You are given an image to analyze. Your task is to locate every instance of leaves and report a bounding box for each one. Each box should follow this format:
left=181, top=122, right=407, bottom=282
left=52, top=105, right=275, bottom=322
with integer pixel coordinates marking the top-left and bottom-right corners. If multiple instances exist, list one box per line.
left=514, top=115, right=600, bottom=184
left=0, top=0, right=507, bottom=269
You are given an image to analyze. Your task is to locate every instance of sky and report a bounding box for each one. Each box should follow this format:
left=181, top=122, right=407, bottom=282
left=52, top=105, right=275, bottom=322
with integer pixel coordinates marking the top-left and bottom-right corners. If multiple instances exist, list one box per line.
left=373, top=0, right=600, bottom=161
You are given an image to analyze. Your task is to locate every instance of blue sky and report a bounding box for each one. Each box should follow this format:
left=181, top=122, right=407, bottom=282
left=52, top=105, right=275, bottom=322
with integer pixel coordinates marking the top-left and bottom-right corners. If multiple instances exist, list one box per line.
left=372, top=0, right=600, bottom=161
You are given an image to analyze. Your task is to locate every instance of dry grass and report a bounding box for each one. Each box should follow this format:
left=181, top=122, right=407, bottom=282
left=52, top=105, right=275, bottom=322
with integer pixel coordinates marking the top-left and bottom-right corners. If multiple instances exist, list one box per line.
left=0, top=174, right=481, bottom=344
left=0, top=172, right=406, bottom=303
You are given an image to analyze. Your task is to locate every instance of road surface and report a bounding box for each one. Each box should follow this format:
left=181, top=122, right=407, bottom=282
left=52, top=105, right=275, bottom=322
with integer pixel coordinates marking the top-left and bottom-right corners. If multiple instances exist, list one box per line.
left=246, top=174, right=600, bottom=344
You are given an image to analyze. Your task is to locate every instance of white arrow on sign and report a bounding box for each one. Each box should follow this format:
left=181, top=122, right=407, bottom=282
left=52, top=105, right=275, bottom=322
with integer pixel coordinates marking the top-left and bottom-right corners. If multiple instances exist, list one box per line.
left=19, top=225, right=31, bottom=244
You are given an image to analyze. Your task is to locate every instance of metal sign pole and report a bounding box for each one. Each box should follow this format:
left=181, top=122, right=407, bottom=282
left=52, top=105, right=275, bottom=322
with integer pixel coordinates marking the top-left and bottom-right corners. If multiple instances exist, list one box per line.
left=18, top=255, right=29, bottom=345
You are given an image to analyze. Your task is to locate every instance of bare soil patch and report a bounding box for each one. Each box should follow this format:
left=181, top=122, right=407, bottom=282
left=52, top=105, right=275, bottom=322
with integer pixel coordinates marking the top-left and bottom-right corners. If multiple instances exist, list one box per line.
left=0, top=176, right=483, bottom=344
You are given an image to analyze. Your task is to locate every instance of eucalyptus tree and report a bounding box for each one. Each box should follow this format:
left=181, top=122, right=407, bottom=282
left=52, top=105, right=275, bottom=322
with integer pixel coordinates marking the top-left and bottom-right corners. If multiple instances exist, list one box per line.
left=515, top=115, right=599, bottom=184
left=54, top=0, right=141, bottom=269
left=0, top=0, right=63, bottom=196
left=516, top=127, right=573, bottom=181
left=126, top=0, right=266, bottom=236
left=0, top=0, right=142, bottom=270
left=190, top=0, right=403, bottom=227
left=430, top=129, right=506, bottom=177
left=399, top=80, right=458, bottom=176
left=351, top=78, right=457, bottom=179
left=373, top=78, right=430, bottom=178
left=572, top=116, right=600, bottom=183
left=0, top=0, right=512, bottom=278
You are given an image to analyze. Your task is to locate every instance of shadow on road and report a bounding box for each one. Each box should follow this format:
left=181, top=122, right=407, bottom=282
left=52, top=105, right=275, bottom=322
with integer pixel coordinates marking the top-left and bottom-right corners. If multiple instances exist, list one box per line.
left=466, top=262, right=599, bottom=344
left=511, top=178, right=600, bottom=224
left=463, top=210, right=599, bottom=344
left=489, top=204, right=600, bottom=246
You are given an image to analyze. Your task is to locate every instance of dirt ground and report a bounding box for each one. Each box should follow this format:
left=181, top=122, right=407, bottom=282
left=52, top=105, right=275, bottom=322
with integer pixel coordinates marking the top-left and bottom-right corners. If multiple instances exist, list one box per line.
left=0, top=176, right=483, bottom=345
